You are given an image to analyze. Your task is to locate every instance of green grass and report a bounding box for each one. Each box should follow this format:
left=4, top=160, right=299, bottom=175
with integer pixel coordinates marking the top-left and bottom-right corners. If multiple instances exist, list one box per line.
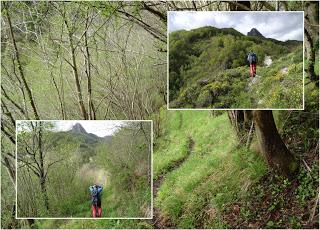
left=35, top=219, right=152, bottom=229
left=315, top=56, right=319, bottom=76
left=154, top=111, right=235, bottom=178
left=154, top=111, right=268, bottom=228
left=249, top=49, right=303, bottom=108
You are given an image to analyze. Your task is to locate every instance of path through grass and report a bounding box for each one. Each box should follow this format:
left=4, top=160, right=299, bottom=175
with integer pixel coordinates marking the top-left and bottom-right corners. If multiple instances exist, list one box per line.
left=153, top=111, right=267, bottom=228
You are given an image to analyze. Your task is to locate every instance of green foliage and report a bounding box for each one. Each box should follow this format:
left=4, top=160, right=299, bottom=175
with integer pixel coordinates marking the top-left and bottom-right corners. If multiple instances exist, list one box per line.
left=315, top=56, right=319, bottom=76
left=274, top=81, right=319, bottom=157
left=95, top=122, right=151, bottom=217
left=35, top=218, right=152, bottom=229
left=225, top=160, right=319, bottom=229
left=169, top=26, right=303, bottom=108
left=295, top=164, right=319, bottom=205
left=1, top=168, right=16, bottom=228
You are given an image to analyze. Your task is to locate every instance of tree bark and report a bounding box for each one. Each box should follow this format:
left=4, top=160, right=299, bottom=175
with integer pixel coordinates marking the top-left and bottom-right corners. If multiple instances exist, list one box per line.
left=84, top=13, right=96, bottom=120
left=304, top=28, right=317, bottom=85
left=304, top=1, right=319, bottom=86
left=253, top=111, right=298, bottom=177
left=37, top=122, right=49, bottom=210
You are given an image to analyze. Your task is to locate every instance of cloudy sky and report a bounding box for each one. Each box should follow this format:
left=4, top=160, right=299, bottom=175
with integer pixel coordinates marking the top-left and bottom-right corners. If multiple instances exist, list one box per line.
left=54, top=120, right=126, bottom=137
left=168, top=11, right=303, bottom=41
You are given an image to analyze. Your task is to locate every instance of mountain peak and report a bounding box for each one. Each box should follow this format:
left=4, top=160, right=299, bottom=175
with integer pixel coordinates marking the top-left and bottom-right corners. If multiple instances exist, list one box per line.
left=247, top=28, right=264, bottom=38
left=71, top=123, right=87, bottom=134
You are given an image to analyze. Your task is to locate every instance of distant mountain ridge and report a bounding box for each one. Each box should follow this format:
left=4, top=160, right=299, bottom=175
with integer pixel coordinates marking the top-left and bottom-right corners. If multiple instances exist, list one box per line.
left=56, top=123, right=113, bottom=163
left=171, top=26, right=301, bottom=44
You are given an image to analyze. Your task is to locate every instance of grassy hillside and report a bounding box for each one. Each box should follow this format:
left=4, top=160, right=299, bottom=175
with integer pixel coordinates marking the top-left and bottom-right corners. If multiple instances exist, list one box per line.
left=154, top=111, right=267, bottom=228
left=169, top=26, right=303, bottom=109
left=152, top=109, right=318, bottom=229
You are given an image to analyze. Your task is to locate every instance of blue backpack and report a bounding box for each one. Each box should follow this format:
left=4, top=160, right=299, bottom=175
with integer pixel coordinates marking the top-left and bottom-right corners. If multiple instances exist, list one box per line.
left=90, top=185, right=102, bottom=205
left=248, top=52, right=257, bottom=64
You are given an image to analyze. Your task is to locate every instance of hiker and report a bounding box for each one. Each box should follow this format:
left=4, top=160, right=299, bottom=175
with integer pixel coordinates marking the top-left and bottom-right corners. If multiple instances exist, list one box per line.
left=247, top=51, right=258, bottom=79
left=89, top=184, right=103, bottom=218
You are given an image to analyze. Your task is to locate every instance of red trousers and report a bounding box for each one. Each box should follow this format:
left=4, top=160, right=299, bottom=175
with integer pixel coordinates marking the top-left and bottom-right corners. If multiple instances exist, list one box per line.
left=250, top=63, right=256, bottom=78
left=92, top=205, right=102, bottom=218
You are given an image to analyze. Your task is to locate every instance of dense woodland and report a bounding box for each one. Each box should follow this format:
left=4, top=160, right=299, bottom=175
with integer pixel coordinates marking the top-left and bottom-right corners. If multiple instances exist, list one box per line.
left=169, top=26, right=304, bottom=108
left=1, top=1, right=319, bottom=229
left=16, top=121, right=151, bottom=218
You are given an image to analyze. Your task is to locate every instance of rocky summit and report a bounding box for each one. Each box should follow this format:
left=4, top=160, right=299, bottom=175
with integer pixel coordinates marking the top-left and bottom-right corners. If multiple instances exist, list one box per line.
left=247, top=28, right=265, bottom=38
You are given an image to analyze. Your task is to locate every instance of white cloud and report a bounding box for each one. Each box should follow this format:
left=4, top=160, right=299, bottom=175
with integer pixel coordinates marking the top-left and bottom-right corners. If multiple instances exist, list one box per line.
left=168, top=11, right=303, bottom=41
left=169, top=11, right=216, bottom=31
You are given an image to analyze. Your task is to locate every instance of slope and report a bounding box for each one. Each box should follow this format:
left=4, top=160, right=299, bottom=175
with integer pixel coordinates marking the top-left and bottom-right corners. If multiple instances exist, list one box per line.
left=153, top=111, right=267, bottom=228
left=152, top=110, right=318, bottom=229
left=169, top=26, right=303, bottom=109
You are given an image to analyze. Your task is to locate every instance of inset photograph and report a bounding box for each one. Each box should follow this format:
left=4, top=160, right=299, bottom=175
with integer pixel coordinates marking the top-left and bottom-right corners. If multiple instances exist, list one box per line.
left=16, top=120, right=152, bottom=219
left=168, top=11, right=304, bottom=109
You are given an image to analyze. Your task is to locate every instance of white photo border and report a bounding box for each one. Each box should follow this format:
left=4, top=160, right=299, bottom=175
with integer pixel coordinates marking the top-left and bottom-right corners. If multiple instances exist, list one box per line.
left=15, top=119, right=153, bottom=220
left=166, top=10, right=305, bottom=111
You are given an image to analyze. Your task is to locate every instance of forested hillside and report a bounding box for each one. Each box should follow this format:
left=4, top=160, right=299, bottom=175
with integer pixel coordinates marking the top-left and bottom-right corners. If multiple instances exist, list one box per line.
left=16, top=121, right=151, bottom=218
left=1, top=1, right=319, bottom=229
left=169, top=26, right=303, bottom=108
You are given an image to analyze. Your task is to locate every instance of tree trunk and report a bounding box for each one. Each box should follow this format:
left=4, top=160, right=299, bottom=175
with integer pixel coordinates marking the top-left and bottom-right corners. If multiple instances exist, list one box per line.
left=5, top=4, right=40, bottom=119
left=40, top=178, right=49, bottom=210
left=38, top=122, right=49, bottom=210
left=84, top=14, right=96, bottom=120
left=304, top=27, right=317, bottom=84
left=228, top=110, right=252, bottom=144
left=304, top=1, right=319, bottom=86
left=253, top=111, right=298, bottom=177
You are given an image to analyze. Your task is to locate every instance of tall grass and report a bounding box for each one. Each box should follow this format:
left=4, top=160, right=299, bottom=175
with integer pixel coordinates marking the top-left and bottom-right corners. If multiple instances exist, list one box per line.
left=154, top=110, right=268, bottom=228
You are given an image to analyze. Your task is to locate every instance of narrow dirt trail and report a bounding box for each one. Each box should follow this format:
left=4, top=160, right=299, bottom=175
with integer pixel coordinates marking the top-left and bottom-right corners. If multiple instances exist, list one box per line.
left=247, top=55, right=272, bottom=90
left=152, top=136, right=195, bottom=229
left=74, top=163, right=111, bottom=217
